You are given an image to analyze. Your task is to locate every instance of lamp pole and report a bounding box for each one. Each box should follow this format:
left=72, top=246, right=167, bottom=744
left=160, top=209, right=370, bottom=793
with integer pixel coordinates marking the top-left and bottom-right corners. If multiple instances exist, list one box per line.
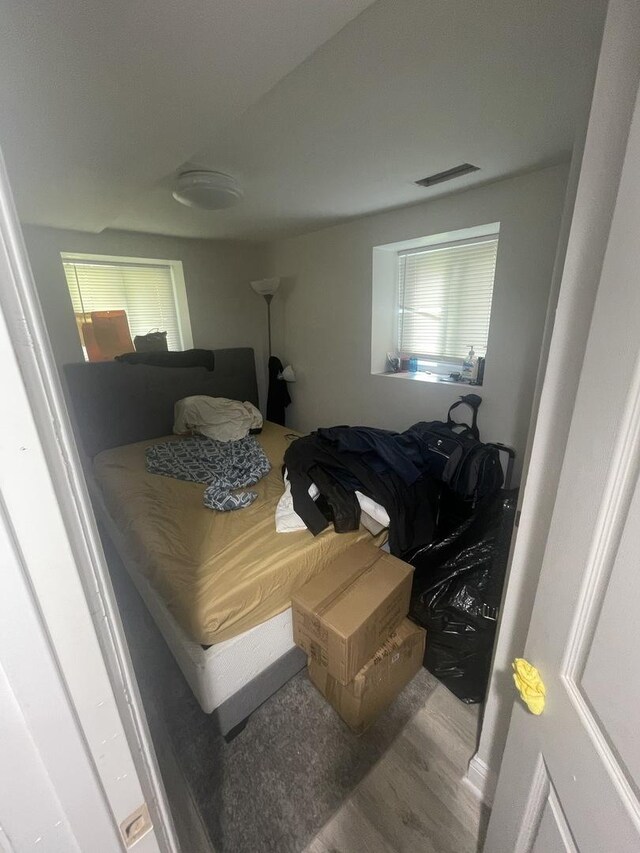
left=251, top=279, right=279, bottom=359
left=264, top=294, right=273, bottom=358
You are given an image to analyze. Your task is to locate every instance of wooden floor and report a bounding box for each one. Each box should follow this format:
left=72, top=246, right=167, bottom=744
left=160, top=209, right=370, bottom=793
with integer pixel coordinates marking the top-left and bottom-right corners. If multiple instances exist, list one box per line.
left=304, top=684, right=489, bottom=853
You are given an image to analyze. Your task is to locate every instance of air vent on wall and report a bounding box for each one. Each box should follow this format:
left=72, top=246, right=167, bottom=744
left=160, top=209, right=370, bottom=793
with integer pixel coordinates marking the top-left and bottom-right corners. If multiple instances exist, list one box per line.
left=415, top=163, right=480, bottom=188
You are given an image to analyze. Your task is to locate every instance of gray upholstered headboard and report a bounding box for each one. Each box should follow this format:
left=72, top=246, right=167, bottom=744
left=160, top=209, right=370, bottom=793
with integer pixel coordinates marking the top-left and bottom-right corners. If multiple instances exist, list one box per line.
left=63, top=347, right=259, bottom=459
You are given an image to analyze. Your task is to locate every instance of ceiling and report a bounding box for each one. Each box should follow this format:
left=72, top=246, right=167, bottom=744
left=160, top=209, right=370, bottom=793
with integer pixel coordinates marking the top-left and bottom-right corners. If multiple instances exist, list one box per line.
left=1, top=0, right=607, bottom=241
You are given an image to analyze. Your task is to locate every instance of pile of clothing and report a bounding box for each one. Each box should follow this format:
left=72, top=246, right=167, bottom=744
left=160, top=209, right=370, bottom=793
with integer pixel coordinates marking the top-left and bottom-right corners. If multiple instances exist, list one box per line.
left=146, top=395, right=270, bottom=511
left=282, top=426, right=442, bottom=556
left=173, top=395, right=262, bottom=443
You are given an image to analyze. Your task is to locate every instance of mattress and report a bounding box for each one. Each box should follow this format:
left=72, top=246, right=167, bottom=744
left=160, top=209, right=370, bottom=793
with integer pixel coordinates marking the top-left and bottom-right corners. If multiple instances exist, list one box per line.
left=93, top=422, right=381, bottom=645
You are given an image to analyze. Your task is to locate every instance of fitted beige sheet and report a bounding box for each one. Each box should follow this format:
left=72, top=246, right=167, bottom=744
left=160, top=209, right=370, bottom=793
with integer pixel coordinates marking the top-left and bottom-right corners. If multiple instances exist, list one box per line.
left=93, top=421, right=377, bottom=645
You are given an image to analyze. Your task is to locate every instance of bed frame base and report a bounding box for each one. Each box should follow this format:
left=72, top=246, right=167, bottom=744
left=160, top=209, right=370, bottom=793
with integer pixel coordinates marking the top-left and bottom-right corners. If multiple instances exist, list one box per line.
left=217, top=646, right=306, bottom=739
left=91, top=480, right=306, bottom=736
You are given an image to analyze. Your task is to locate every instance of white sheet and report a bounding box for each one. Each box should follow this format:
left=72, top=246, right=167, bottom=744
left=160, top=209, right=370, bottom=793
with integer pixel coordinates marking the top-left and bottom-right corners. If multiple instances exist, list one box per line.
left=275, top=469, right=390, bottom=533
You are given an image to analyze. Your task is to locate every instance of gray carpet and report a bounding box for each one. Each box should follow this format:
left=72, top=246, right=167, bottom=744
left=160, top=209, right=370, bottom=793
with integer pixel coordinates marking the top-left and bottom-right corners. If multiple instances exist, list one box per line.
left=104, top=533, right=438, bottom=853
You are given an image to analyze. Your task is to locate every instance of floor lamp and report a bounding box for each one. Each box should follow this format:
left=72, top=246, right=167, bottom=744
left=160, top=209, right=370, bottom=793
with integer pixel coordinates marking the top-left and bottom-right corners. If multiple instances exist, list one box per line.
left=250, top=277, right=280, bottom=357
left=250, top=277, right=296, bottom=382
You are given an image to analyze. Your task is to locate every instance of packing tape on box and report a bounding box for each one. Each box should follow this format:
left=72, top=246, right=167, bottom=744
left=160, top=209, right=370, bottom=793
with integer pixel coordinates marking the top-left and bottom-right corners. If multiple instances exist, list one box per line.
left=312, top=549, right=382, bottom=617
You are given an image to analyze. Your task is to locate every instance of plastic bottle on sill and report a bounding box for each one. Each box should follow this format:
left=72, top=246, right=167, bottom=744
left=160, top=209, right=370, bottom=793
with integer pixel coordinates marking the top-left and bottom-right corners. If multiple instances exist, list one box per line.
left=462, top=345, right=477, bottom=381
left=471, top=354, right=482, bottom=383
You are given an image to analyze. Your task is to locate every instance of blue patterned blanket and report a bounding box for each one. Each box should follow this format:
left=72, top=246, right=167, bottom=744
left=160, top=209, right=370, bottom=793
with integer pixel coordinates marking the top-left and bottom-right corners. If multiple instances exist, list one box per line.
left=146, top=434, right=271, bottom=511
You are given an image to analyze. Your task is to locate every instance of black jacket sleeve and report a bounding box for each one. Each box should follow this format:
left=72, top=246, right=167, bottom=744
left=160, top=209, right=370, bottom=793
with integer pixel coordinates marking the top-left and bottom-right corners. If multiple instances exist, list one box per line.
left=287, top=468, right=329, bottom=536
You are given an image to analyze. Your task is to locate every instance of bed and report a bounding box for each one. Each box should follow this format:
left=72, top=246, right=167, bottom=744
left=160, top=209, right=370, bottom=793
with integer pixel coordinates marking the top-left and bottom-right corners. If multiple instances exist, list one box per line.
left=63, top=349, right=382, bottom=733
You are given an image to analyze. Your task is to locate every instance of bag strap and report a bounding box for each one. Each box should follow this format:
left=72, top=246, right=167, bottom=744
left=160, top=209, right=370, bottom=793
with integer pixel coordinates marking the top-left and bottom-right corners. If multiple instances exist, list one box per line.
left=447, top=393, right=482, bottom=440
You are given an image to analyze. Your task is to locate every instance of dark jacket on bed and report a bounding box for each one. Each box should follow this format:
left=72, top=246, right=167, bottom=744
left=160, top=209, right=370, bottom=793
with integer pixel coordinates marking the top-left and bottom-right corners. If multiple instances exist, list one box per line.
left=317, top=425, right=425, bottom=485
left=283, top=432, right=438, bottom=556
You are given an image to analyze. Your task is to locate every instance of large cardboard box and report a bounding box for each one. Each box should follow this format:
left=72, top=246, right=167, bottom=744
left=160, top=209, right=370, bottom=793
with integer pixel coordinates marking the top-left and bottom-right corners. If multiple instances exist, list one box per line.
left=308, top=619, right=426, bottom=734
left=291, top=541, right=413, bottom=685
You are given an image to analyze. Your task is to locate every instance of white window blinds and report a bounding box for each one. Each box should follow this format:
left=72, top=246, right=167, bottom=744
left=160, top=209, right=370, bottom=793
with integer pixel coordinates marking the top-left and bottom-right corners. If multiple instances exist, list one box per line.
left=397, top=235, right=498, bottom=361
left=62, top=257, right=183, bottom=351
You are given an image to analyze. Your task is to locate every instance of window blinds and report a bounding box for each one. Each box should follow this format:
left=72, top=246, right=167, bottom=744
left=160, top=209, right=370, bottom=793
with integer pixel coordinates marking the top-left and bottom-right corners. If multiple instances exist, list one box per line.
left=397, top=236, right=498, bottom=361
left=62, top=258, right=183, bottom=351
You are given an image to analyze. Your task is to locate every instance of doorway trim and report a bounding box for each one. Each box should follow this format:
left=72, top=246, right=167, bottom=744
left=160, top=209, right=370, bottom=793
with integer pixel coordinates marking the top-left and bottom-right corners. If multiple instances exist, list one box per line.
left=0, top=148, right=180, bottom=851
left=466, top=0, right=640, bottom=803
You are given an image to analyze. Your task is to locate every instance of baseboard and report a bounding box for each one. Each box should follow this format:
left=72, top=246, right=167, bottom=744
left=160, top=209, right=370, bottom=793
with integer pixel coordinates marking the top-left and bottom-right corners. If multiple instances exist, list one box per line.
left=464, top=753, right=497, bottom=806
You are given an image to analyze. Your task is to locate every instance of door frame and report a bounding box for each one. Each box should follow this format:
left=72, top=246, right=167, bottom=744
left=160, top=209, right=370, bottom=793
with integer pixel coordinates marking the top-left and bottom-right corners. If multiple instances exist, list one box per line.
left=0, top=148, right=179, bottom=850
left=466, top=0, right=640, bottom=804
left=485, top=5, right=640, bottom=843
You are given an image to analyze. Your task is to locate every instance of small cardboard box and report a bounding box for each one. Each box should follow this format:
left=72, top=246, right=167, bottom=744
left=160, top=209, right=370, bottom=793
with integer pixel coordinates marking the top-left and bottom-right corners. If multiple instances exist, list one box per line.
left=308, top=618, right=426, bottom=734
left=291, top=541, right=413, bottom=685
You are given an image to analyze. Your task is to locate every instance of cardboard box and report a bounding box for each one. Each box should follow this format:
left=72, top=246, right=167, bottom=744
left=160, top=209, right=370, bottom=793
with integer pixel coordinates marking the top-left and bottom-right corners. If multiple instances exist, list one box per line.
left=291, top=541, right=413, bottom=685
left=308, top=618, right=426, bottom=734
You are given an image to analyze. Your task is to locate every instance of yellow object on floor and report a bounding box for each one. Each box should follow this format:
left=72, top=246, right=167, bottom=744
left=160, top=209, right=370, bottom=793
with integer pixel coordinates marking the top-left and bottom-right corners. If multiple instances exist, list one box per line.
left=512, top=657, right=546, bottom=715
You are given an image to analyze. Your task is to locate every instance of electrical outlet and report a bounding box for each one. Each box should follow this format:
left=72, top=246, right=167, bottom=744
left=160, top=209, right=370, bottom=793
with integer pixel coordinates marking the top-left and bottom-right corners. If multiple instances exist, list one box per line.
left=120, top=803, right=152, bottom=848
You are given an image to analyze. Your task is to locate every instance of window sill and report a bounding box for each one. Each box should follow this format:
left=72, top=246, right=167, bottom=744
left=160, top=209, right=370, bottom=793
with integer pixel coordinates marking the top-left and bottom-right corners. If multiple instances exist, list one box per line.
left=374, top=371, right=481, bottom=388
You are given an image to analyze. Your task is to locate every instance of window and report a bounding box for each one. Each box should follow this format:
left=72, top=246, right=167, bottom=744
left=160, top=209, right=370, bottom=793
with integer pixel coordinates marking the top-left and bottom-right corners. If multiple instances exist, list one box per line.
left=397, top=234, right=498, bottom=364
left=61, top=253, right=192, bottom=361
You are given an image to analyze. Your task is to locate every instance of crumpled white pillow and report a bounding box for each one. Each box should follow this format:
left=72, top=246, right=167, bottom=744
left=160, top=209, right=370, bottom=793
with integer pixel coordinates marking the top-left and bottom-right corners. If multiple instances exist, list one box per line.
left=174, top=395, right=263, bottom=443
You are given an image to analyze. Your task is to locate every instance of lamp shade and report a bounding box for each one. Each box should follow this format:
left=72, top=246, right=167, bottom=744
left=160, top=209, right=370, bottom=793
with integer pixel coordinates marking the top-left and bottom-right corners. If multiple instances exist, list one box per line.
left=250, top=277, right=280, bottom=297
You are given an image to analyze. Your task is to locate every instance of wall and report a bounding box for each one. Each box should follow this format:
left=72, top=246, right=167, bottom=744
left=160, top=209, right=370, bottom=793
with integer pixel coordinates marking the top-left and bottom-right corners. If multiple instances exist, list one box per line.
left=267, top=164, right=569, bottom=477
left=21, top=225, right=270, bottom=404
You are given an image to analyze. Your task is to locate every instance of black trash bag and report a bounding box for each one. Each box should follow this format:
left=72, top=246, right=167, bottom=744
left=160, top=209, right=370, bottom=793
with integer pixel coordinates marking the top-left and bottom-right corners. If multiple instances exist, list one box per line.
left=408, top=488, right=518, bottom=703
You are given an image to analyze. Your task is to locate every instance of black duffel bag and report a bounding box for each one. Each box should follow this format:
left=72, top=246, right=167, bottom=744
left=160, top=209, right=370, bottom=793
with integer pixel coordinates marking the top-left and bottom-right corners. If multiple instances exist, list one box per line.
left=133, top=329, right=168, bottom=352
left=407, top=394, right=503, bottom=502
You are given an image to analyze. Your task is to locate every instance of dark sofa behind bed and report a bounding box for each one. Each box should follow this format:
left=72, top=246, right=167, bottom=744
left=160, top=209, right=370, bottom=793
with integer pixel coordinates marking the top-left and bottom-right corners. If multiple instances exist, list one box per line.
left=63, top=347, right=259, bottom=459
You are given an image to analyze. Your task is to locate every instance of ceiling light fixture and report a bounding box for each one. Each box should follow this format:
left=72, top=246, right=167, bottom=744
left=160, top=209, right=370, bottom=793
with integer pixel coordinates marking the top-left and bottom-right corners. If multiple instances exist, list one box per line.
left=172, top=170, right=243, bottom=210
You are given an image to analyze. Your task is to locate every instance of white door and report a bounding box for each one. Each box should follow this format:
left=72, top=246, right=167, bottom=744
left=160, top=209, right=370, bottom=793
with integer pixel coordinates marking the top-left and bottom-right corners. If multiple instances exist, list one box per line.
left=485, top=6, right=640, bottom=852
left=0, top=147, right=179, bottom=851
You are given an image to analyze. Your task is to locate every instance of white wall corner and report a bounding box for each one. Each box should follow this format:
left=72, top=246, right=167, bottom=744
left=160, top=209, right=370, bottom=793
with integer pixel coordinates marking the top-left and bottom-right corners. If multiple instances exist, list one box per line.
left=464, top=753, right=497, bottom=807
left=370, top=246, right=397, bottom=374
